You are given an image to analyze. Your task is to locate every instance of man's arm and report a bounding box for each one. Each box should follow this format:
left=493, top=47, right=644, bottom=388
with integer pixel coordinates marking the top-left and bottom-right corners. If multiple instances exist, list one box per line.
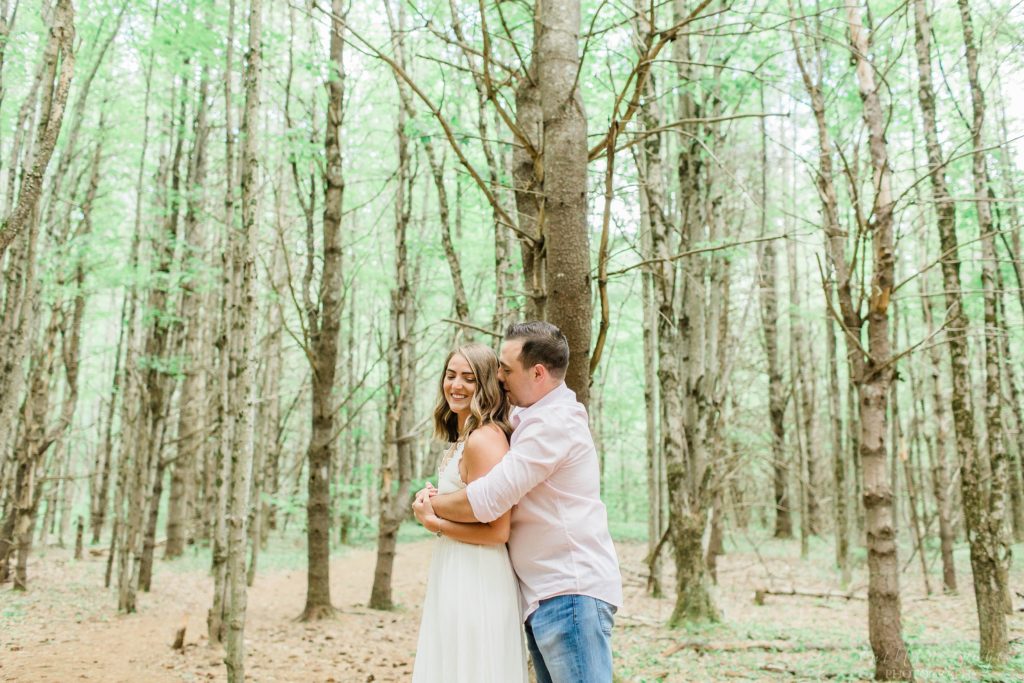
left=413, top=490, right=508, bottom=543
left=459, top=412, right=568, bottom=523
left=432, top=424, right=517, bottom=524
left=428, top=488, right=480, bottom=523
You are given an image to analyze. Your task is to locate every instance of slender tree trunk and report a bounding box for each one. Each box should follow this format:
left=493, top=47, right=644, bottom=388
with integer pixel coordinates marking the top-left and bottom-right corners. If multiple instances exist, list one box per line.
left=536, top=0, right=590, bottom=404
left=920, top=280, right=956, bottom=593
left=166, top=69, right=212, bottom=560
left=793, top=6, right=911, bottom=677
left=660, top=1, right=722, bottom=625
left=0, top=0, right=75, bottom=486
left=0, top=0, right=75, bottom=259
left=369, top=0, right=416, bottom=611
left=446, top=0, right=517, bottom=330
left=786, top=231, right=819, bottom=539
left=956, top=0, right=1013, bottom=657
left=843, top=6, right=911, bottom=677
left=222, top=0, right=262, bottom=678
left=299, top=0, right=346, bottom=622
left=119, top=69, right=186, bottom=613
left=826, top=276, right=849, bottom=585
left=8, top=168, right=88, bottom=587
left=138, top=456, right=165, bottom=591
left=632, top=0, right=665, bottom=598
left=756, top=91, right=790, bottom=540
left=209, top=0, right=238, bottom=646
left=511, top=4, right=544, bottom=323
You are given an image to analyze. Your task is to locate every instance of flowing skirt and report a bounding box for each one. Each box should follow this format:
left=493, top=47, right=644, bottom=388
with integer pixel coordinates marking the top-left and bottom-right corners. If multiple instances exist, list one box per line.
left=412, top=538, right=528, bottom=683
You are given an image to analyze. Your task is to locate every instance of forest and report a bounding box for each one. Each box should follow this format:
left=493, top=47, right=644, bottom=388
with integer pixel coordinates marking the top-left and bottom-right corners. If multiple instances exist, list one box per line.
left=1, top=0, right=1024, bottom=681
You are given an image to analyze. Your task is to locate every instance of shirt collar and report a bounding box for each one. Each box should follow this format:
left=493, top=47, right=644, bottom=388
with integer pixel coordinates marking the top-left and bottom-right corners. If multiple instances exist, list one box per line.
left=515, top=381, right=572, bottom=422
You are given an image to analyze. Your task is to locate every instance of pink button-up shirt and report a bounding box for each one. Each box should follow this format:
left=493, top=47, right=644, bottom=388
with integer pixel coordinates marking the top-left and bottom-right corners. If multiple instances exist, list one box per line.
left=466, top=382, right=623, bottom=619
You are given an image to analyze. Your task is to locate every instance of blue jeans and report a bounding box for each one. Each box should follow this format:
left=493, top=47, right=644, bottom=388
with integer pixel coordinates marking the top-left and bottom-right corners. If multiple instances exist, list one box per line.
left=524, top=594, right=616, bottom=683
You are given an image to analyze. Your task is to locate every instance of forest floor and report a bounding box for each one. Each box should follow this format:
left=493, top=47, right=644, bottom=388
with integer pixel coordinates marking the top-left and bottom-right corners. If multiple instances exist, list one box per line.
left=2, top=524, right=1024, bottom=682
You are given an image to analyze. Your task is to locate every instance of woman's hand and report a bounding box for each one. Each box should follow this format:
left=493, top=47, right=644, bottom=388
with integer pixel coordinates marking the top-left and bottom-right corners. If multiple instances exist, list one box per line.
left=412, top=490, right=439, bottom=532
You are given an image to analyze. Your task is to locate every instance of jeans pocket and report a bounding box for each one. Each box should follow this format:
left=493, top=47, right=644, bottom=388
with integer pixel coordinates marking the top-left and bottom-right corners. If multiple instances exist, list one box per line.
left=597, top=600, right=615, bottom=637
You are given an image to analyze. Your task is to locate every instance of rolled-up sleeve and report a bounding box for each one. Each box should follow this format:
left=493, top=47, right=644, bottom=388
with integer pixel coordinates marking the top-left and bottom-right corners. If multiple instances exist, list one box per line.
left=466, top=413, right=566, bottom=523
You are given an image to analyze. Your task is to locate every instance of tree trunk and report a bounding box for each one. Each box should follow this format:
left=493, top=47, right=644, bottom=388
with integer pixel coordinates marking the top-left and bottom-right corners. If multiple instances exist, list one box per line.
left=166, top=69, right=212, bottom=560
left=793, top=6, right=912, bottom=677
left=299, top=0, right=346, bottom=622
left=223, top=0, right=262, bottom=677
left=139, top=456, right=166, bottom=591
left=536, top=0, right=590, bottom=405
left=843, top=6, right=911, bottom=677
left=826, top=277, right=850, bottom=585
left=920, top=280, right=956, bottom=593
left=0, top=0, right=75, bottom=259
left=632, top=0, right=665, bottom=598
left=956, top=0, right=1013, bottom=658
left=786, top=229, right=819, bottom=539
left=209, top=0, right=238, bottom=646
left=0, top=0, right=75, bottom=491
left=756, top=92, right=790, bottom=540
left=512, top=8, right=544, bottom=323
left=118, top=69, right=187, bottom=614
left=370, top=0, right=416, bottom=611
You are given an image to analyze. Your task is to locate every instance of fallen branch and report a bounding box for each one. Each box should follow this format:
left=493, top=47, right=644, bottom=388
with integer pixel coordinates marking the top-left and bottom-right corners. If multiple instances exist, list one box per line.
left=753, top=587, right=866, bottom=604
left=661, top=640, right=854, bottom=657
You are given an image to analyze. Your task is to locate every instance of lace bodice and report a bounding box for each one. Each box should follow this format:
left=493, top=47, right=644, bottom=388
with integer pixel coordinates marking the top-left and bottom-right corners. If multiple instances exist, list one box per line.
left=437, top=441, right=467, bottom=495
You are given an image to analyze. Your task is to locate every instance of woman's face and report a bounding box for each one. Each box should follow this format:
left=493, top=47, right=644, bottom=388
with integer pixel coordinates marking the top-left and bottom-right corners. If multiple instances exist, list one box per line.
left=443, top=353, right=477, bottom=417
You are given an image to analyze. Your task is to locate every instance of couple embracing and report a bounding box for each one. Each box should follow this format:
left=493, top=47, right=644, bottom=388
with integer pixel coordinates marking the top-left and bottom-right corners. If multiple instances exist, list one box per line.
left=411, top=321, right=623, bottom=683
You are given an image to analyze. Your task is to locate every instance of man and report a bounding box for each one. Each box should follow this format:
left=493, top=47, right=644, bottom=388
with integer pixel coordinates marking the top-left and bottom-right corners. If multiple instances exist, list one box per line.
left=417, top=321, right=622, bottom=683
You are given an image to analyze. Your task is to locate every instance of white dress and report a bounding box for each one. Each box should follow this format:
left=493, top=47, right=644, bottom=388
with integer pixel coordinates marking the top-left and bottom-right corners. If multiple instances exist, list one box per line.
left=412, top=442, right=529, bottom=683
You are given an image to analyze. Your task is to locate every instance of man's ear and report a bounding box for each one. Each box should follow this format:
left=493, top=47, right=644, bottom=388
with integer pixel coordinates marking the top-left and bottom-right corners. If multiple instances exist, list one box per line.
left=532, top=363, right=546, bottom=382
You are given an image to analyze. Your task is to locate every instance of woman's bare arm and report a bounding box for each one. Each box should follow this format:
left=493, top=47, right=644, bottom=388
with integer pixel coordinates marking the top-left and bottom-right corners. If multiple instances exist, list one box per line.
left=414, top=425, right=511, bottom=545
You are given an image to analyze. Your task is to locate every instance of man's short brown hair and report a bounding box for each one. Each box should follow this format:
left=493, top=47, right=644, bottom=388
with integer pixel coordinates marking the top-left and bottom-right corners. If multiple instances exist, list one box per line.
left=504, top=321, right=569, bottom=378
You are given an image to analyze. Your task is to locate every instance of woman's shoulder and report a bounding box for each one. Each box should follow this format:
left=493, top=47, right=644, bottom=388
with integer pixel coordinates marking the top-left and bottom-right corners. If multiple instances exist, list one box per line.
left=464, top=423, right=510, bottom=455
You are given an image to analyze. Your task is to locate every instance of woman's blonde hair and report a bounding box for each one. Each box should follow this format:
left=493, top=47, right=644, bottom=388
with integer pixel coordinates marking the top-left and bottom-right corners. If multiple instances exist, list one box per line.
left=432, top=342, right=513, bottom=443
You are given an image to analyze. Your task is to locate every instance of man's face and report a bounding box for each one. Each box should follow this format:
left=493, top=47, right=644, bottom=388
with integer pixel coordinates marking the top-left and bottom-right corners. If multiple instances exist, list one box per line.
left=498, top=339, right=534, bottom=408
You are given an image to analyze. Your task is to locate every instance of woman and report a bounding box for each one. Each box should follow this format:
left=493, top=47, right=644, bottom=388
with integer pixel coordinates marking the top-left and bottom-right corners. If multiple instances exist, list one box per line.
left=410, top=342, right=528, bottom=683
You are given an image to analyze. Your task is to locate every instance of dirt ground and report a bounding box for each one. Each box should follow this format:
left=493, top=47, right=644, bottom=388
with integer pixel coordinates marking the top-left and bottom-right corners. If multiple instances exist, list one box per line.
left=2, top=531, right=1023, bottom=682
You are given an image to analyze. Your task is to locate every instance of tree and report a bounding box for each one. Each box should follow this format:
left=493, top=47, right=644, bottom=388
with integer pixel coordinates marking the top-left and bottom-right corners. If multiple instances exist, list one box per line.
left=299, top=0, right=346, bottom=622
left=792, top=2, right=912, bottom=677
left=954, top=0, right=1013, bottom=662
left=369, top=0, right=417, bottom=611
left=222, top=0, right=263, bottom=676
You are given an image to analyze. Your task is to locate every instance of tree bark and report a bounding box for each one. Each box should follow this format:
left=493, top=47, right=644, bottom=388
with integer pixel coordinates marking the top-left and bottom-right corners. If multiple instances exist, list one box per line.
left=0, top=0, right=75, bottom=497
left=223, top=0, right=262, bottom=677
left=793, top=5, right=912, bottom=677
left=511, top=5, right=544, bottom=322
left=956, top=0, right=1012, bottom=659
left=166, top=69, right=212, bottom=560
left=754, top=87, right=790, bottom=540
left=920, top=279, right=956, bottom=593
left=0, top=0, right=75, bottom=259
left=825, top=276, right=849, bottom=585
left=537, top=0, right=590, bottom=405
left=209, top=0, right=239, bottom=646
left=842, top=6, right=911, bottom=677
left=369, top=0, right=416, bottom=611
left=299, top=0, right=346, bottom=622
left=118, top=69, right=186, bottom=613
left=632, top=0, right=666, bottom=598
